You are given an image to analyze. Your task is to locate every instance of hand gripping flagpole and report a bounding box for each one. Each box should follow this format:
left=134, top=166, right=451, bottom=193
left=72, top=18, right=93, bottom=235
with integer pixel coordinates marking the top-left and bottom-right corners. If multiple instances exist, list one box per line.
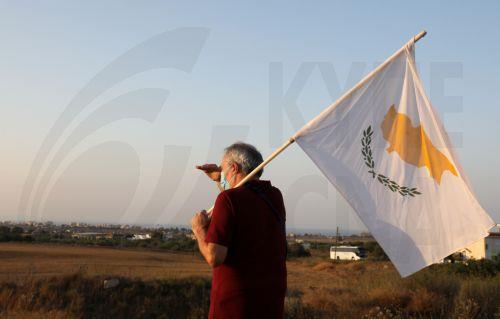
left=205, top=30, right=427, bottom=216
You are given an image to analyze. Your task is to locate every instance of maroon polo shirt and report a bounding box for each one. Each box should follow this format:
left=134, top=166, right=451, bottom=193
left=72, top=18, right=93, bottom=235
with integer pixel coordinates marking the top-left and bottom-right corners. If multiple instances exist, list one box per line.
left=205, top=179, right=287, bottom=319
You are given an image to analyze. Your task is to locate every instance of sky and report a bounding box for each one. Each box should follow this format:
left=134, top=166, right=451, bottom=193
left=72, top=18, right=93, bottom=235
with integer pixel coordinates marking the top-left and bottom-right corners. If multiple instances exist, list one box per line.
left=0, top=1, right=498, bottom=234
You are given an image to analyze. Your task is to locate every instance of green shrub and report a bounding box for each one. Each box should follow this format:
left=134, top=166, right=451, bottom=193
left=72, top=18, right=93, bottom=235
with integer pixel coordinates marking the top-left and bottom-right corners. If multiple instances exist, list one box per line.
left=287, top=242, right=311, bottom=258
left=364, top=241, right=389, bottom=261
left=429, top=258, right=500, bottom=277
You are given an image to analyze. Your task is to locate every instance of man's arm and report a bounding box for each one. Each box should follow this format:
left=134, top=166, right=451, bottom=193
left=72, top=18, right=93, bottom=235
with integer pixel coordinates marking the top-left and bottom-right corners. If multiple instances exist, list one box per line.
left=196, top=164, right=224, bottom=192
left=216, top=182, right=224, bottom=192
left=191, top=211, right=228, bottom=268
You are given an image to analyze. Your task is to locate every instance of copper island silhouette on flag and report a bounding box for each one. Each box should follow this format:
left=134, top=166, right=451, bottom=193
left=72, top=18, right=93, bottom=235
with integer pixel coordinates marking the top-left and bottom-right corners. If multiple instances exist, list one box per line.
left=380, top=105, right=458, bottom=184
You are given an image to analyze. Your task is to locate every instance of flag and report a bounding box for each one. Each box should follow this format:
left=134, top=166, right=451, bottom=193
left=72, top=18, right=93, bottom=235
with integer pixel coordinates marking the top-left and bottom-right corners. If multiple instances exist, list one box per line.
left=293, top=41, right=495, bottom=277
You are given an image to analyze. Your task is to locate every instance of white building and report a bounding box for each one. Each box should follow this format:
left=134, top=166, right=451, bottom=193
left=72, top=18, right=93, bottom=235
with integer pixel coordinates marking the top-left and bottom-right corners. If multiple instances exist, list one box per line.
left=129, top=233, right=151, bottom=241
left=295, top=239, right=311, bottom=250
left=456, top=224, right=500, bottom=260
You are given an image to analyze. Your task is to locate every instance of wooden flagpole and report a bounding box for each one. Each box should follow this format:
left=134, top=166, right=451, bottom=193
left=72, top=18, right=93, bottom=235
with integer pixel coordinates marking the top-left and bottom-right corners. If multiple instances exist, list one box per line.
left=206, top=30, right=427, bottom=215
left=292, top=30, right=426, bottom=138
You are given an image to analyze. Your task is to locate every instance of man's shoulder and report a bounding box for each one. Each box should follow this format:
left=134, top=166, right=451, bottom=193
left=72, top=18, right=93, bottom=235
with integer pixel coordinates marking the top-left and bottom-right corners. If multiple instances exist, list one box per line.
left=227, top=180, right=283, bottom=199
left=216, top=187, right=244, bottom=204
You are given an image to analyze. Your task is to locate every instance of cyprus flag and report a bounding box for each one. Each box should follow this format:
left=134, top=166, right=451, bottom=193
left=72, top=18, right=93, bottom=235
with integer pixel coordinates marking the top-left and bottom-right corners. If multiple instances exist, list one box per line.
left=293, top=42, right=495, bottom=277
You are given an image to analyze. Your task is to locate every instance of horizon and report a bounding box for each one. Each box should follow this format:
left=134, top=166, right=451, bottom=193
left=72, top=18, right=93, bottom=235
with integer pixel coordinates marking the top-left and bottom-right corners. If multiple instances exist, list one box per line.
left=0, top=219, right=368, bottom=236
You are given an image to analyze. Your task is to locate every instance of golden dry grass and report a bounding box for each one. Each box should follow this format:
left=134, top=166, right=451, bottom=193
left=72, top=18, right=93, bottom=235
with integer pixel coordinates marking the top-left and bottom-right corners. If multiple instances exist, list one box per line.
left=0, top=243, right=498, bottom=318
left=0, top=242, right=391, bottom=289
left=0, top=242, right=211, bottom=282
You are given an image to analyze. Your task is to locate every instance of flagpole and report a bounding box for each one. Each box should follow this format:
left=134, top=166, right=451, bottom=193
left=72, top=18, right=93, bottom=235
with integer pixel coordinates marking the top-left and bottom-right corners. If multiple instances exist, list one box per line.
left=205, top=30, right=427, bottom=215
left=292, top=30, right=427, bottom=138
left=413, top=30, right=427, bottom=42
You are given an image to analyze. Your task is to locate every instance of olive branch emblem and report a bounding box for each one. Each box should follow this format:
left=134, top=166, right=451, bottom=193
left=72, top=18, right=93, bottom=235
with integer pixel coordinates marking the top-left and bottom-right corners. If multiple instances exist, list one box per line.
left=361, top=125, right=421, bottom=197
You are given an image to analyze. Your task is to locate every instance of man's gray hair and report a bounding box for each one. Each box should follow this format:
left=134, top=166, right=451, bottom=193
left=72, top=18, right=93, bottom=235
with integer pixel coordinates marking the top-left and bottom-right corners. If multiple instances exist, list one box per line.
left=224, top=142, right=264, bottom=177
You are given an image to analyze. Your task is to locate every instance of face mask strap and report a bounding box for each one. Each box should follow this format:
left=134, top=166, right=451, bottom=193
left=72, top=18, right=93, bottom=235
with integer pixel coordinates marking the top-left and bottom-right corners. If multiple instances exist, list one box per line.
left=220, top=163, right=237, bottom=190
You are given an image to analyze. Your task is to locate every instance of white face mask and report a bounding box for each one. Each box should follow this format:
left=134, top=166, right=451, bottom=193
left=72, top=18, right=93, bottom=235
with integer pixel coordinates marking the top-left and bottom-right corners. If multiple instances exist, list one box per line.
left=220, top=167, right=235, bottom=190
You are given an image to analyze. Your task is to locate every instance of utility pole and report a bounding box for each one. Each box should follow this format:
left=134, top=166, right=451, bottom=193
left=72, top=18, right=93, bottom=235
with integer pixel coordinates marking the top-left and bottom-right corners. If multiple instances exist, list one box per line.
left=334, top=226, right=339, bottom=261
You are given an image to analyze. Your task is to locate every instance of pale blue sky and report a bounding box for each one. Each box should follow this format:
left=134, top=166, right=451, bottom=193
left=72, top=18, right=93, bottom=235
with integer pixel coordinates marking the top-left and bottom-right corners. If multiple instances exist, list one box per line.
left=0, top=1, right=498, bottom=233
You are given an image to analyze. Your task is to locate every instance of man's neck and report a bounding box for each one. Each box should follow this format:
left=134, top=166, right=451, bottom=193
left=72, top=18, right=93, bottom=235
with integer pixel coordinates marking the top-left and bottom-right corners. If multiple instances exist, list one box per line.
left=233, top=174, right=258, bottom=188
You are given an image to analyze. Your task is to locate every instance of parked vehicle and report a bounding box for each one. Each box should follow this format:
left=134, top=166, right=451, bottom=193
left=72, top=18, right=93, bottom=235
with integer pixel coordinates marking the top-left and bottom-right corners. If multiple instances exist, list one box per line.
left=330, top=245, right=366, bottom=260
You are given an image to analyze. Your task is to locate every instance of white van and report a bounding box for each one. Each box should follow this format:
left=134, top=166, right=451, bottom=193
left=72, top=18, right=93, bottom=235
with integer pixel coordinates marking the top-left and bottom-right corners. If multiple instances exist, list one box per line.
left=330, top=246, right=365, bottom=260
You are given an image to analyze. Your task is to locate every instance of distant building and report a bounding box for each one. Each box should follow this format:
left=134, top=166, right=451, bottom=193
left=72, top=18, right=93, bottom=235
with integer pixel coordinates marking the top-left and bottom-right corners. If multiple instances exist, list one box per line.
left=129, top=233, right=151, bottom=241
left=162, top=232, right=174, bottom=240
left=455, top=224, right=500, bottom=260
left=295, top=239, right=311, bottom=250
left=72, top=232, right=113, bottom=240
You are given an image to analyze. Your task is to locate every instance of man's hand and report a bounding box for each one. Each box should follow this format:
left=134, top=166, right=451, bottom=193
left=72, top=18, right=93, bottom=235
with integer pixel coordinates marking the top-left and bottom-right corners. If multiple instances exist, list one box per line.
left=196, top=164, right=221, bottom=182
left=191, top=210, right=210, bottom=234
left=191, top=209, right=228, bottom=268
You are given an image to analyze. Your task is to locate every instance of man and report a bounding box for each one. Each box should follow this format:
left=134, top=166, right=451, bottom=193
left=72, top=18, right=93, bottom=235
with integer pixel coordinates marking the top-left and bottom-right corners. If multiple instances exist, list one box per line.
left=191, top=142, right=287, bottom=319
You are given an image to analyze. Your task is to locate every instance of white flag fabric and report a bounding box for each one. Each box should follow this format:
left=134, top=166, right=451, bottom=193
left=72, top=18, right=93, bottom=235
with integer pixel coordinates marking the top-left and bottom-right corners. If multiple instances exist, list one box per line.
left=293, top=42, right=495, bottom=277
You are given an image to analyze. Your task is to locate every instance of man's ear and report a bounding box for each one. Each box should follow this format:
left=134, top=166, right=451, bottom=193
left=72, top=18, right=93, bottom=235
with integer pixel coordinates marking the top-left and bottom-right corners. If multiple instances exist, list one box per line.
left=231, top=162, right=240, bottom=174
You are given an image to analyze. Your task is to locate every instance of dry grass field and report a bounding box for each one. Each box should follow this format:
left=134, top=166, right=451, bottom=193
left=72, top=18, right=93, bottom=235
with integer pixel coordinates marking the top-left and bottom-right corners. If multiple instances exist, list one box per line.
left=0, top=242, right=211, bottom=282
left=0, top=242, right=498, bottom=318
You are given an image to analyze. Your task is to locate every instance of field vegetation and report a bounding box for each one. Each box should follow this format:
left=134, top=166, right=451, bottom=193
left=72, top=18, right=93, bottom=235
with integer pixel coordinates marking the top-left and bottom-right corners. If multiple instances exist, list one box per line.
left=0, top=243, right=498, bottom=318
